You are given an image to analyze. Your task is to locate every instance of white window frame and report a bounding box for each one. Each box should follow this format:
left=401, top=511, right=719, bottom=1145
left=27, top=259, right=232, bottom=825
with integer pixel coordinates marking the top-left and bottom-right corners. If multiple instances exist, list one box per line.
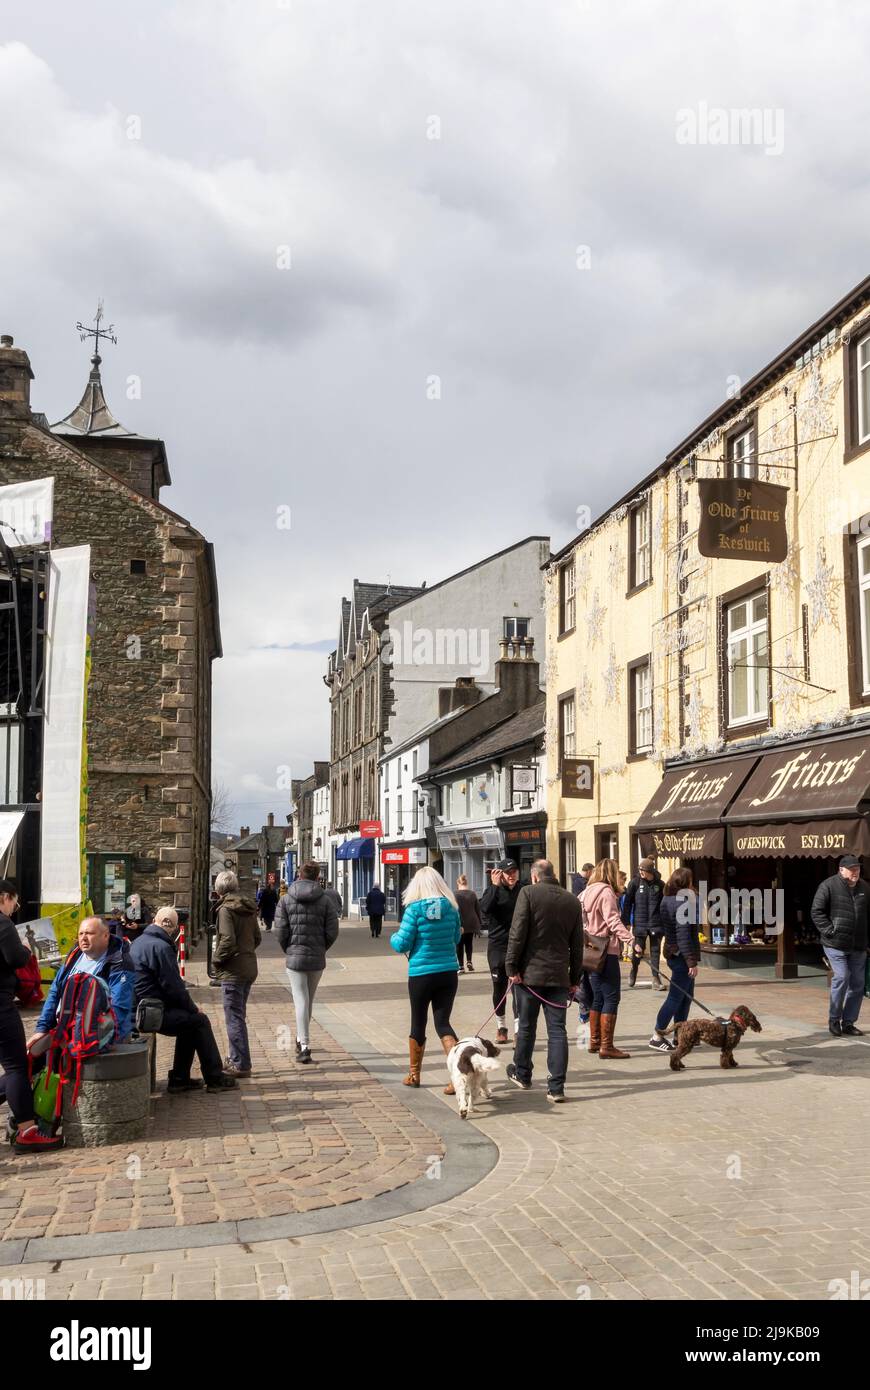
left=726, top=590, right=769, bottom=726
left=859, top=534, right=870, bottom=694
left=503, top=616, right=530, bottom=640
left=859, top=332, right=870, bottom=446
left=559, top=695, right=576, bottom=760
left=560, top=563, right=576, bottom=633
left=730, top=426, right=757, bottom=480
left=633, top=661, right=652, bottom=752
left=632, top=502, right=651, bottom=587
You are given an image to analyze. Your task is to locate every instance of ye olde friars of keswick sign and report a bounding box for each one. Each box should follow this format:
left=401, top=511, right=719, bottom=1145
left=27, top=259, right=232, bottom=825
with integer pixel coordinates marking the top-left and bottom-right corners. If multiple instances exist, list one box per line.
left=697, top=479, right=789, bottom=562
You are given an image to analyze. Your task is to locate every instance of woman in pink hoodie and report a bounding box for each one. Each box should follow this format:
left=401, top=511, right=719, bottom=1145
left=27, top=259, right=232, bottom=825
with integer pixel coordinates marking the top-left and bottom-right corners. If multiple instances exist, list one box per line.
left=580, top=859, right=638, bottom=1058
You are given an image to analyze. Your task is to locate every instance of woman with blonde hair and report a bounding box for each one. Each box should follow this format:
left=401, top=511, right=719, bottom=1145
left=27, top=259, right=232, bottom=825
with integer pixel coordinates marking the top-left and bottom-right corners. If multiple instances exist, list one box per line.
left=390, top=866, right=462, bottom=1090
left=580, top=858, right=638, bottom=1059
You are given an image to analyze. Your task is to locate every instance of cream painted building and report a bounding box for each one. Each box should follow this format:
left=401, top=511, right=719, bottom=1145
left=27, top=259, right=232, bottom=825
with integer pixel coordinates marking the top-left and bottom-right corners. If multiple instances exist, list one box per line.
left=546, top=274, right=870, bottom=974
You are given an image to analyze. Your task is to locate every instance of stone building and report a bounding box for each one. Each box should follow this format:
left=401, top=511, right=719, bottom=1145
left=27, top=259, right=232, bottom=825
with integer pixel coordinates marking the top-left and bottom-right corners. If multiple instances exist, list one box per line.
left=295, top=762, right=329, bottom=867
left=224, top=814, right=287, bottom=900
left=326, top=579, right=421, bottom=912
left=0, top=325, right=220, bottom=938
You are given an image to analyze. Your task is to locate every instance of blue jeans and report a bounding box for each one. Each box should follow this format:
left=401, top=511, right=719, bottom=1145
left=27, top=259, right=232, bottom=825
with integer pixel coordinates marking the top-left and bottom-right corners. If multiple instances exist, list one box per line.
left=222, top=979, right=253, bottom=1069
left=588, top=954, right=621, bottom=1015
left=655, top=953, right=694, bottom=1032
left=513, top=985, right=569, bottom=1092
left=826, top=948, right=866, bottom=1026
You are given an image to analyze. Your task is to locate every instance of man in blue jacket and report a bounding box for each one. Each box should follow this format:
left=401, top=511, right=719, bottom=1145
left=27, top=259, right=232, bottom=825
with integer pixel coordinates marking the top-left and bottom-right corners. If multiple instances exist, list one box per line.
left=27, top=916, right=134, bottom=1050
left=129, top=908, right=237, bottom=1092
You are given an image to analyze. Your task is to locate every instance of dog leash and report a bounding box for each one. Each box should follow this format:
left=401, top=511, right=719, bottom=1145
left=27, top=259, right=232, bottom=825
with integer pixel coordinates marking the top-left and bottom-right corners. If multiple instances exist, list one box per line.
left=637, top=956, right=722, bottom=1021
left=472, top=981, right=573, bottom=1038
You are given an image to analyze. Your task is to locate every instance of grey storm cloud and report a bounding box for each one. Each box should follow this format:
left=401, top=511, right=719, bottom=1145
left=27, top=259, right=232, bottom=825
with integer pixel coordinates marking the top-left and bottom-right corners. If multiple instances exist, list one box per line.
left=2, top=0, right=870, bottom=828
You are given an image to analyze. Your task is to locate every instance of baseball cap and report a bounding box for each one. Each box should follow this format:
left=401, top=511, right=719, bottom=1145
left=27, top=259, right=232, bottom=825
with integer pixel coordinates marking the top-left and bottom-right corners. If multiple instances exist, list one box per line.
left=839, top=854, right=861, bottom=868
left=497, top=858, right=518, bottom=872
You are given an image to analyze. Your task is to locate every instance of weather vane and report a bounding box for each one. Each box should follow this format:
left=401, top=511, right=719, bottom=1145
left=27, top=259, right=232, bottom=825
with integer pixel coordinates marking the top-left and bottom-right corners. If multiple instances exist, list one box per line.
left=75, top=300, right=117, bottom=362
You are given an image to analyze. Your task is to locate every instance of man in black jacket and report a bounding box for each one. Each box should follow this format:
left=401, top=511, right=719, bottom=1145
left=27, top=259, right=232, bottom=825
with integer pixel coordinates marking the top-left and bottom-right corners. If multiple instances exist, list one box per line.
left=622, top=857, right=665, bottom=990
left=129, top=908, right=237, bottom=1092
left=480, top=859, right=523, bottom=1044
left=811, top=854, right=869, bottom=1037
left=504, top=860, right=582, bottom=1102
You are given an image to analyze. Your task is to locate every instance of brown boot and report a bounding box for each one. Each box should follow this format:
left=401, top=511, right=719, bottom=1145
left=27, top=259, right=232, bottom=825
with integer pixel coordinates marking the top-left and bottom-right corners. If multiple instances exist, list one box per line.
left=403, top=1038, right=425, bottom=1086
left=441, top=1034, right=458, bottom=1093
left=599, top=1012, right=630, bottom=1059
left=588, top=1010, right=601, bottom=1054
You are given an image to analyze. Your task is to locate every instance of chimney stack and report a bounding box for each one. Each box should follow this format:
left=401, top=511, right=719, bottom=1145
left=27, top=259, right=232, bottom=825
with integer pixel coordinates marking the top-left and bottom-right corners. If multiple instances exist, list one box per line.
left=267, top=812, right=275, bottom=828
left=0, top=336, right=33, bottom=422
left=240, top=825, right=250, bottom=839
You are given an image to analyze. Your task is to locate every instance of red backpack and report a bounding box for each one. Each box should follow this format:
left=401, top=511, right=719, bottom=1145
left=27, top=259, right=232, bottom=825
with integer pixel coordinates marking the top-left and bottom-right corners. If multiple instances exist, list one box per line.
left=15, top=954, right=44, bottom=1007
left=46, top=970, right=117, bottom=1117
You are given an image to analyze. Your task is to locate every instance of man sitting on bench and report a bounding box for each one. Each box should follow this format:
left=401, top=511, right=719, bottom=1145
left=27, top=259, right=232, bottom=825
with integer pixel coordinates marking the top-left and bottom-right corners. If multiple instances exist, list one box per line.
left=28, top=916, right=134, bottom=1051
left=129, top=907, right=237, bottom=1093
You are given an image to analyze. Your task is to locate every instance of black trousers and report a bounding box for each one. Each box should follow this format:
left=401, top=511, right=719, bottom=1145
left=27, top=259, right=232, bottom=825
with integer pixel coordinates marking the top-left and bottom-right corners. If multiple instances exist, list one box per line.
left=407, top=971, right=458, bottom=1044
left=160, top=1007, right=224, bottom=1081
left=369, top=915, right=383, bottom=938
left=0, top=997, right=34, bottom=1124
left=487, top=943, right=515, bottom=1023
left=457, top=934, right=474, bottom=965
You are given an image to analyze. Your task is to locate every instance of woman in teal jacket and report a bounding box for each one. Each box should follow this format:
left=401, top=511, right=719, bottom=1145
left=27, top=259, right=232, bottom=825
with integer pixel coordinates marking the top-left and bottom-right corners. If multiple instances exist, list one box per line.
left=390, top=866, right=462, bottom=1090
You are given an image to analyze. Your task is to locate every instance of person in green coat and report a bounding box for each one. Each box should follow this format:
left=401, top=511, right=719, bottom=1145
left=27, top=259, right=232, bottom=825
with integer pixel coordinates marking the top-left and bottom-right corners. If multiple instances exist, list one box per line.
left=213, top=870, right=261, bottom=1077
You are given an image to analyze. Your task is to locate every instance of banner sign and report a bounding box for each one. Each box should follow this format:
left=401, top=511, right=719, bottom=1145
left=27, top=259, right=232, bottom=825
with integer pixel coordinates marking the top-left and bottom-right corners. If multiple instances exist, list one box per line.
left=697, top=479, right=788, bottom=562
left=561, top=757, right=594, bottom=800
left=381, top=846, right=427, bottom=864
left=0, top=477, right=53, bottom=547
left=0, top=810, right=24, bottom=867
left=360, top=820, right=382, bottom=838
left=40, top=546, right=90, bottom=903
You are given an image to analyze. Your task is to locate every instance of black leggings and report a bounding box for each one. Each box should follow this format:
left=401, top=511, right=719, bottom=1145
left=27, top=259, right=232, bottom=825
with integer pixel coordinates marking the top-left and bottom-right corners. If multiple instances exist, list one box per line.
left=457, top=934, right=474, bottom=966
left=408, top=971, right=458, bottom=1045
left=0, top=997, right=35, bottom=1124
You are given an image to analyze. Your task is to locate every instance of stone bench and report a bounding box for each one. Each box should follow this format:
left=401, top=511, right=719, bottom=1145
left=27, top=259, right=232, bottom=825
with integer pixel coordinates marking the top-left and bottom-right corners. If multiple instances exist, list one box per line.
left=60, top=1039, right=151, bottom=1148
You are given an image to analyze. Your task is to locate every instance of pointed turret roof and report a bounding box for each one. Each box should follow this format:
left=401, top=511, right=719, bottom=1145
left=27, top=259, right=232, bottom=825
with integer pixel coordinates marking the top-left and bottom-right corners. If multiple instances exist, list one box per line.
left=51, top=350, right=137, bottom=437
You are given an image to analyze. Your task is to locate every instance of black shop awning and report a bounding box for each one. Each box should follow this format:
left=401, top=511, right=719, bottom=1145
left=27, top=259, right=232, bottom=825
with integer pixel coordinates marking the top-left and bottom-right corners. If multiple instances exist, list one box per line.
left=633, top=755, right=760, bottom=858
left=724, top=730, right=870, bottom=857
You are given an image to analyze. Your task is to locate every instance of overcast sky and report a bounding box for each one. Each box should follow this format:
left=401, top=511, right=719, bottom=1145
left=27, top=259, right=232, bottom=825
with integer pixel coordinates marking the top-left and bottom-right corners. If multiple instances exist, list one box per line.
left=1, top=0, right=868, bottom=832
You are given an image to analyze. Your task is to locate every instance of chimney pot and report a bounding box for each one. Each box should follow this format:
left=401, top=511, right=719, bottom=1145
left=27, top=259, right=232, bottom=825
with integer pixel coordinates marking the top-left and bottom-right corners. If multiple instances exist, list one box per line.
left=1, top=335, right=13, bottom=347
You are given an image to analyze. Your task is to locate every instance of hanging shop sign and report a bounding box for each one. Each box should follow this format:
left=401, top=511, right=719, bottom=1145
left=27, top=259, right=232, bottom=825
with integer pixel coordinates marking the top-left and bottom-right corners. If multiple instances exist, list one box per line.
left=360, top=819, right=383, bottom=838
left=697, top=479, right=789, bottom=563
left=561, top=757, right=595, bottom=800
left=511, top=766, right=537, bottom=795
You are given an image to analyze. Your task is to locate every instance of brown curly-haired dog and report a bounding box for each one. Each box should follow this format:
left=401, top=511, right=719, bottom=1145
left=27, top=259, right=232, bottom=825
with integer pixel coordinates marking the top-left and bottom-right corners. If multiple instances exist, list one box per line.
left=669, top=1005, right=762, bottom=1071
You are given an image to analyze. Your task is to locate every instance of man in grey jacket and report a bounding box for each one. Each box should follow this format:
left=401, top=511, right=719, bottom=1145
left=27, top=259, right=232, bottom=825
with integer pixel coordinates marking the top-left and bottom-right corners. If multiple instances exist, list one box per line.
left=505, top=859, right=582, bottom=1102
left=275, top=862, right=339, bottom=1063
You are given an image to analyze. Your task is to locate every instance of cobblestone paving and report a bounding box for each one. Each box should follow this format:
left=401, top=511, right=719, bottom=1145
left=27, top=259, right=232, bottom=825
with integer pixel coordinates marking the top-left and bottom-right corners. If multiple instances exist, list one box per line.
left=2, top=925, right=868, bottom=1300
left=0, top=934, right=442, bottom=1243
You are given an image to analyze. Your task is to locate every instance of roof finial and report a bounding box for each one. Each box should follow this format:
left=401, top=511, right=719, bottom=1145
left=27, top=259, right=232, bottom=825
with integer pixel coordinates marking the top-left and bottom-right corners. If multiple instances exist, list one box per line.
left=75, top=299, right=117, bottom=371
